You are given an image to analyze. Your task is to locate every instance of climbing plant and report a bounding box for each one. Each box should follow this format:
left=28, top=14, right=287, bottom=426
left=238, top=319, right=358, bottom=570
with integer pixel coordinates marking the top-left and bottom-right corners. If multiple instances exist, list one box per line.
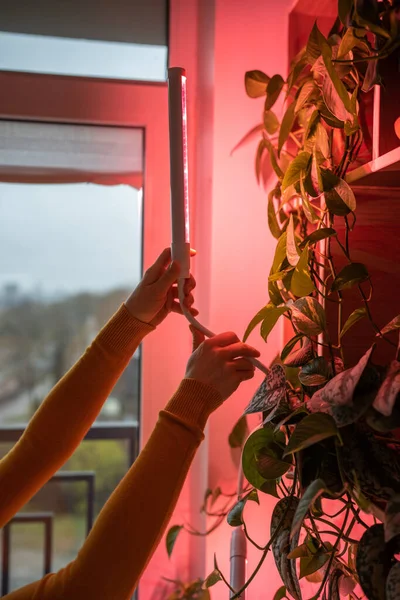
left=167, top=1, right=400, bottom=598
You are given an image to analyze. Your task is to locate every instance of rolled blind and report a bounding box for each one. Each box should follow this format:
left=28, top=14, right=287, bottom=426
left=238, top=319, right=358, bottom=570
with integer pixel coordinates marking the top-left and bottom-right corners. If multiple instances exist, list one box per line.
left=0, top=120, right=143, bottom=188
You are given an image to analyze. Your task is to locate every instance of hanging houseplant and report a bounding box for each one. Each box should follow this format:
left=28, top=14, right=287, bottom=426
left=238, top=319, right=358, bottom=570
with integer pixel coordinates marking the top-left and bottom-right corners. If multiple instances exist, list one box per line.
left=167, top=1, right=400, bottom=598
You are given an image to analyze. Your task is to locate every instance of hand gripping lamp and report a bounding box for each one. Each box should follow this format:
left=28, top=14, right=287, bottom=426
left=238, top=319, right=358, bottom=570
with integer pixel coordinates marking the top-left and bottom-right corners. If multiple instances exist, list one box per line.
left=167, top=66, right=268, bottom=373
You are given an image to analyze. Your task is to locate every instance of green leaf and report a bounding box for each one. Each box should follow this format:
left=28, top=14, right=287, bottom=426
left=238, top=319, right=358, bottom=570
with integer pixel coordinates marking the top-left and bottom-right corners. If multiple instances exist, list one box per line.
left=316, top=27, right=353, bottom=114
left=256, top=445, right=292, bottom=479
left=278, top=101, right=296, bottom=157
left=281, top=333, right=304, bottom=362
left=227, top=489, right=259, bottom=527
left=266, top=74, right=285, bottom=110
left=287, top=53, right=307, bottom=91
left=291, top=479, right=329, bottom=538
left=315, top=122, right=330, bottom=159
left=282, top=151, right=311, bottom=191
left=284, top=413, right=338, bottom=456
left=362, top=59, right=379, bottom=93
left=255, top=139, right=266, bottom=184
left=245, top=70, right=270, bottom=98
left=299, top=175, right=319, bottom=224
left=268, top=189, right=282, bottom=238
left=372, top=360, right=400, bottom=418
left=299, top=356, right=330, bottom=387
left=331, top=262, right=369, bottom=291
left=387, top=562, right=400, bottom=600
left=338, top=0, right=353, bottom=25
left=269, top=269, right=294, bottom=283
left=381, top=314, right=400, bottom=335
left=306, top=22, right=322, bottom=65
left=334, top=178, right=356, bottom=211
left=284, top=337, right=314, bottom=368
left=308, top=346, right=375, bottom=426
left=242, top=428, right=283, bottom=495
left=291, top=243, right=316, bottom=297
left=228, top=415, right=249, bottom=449
left=272, top=231, right=288, bottom=273
left=203, top=569, right=222, bottom=588
left=269, top=279, right=283, bottom=306
left=291, top=296, right=326, bottom=336
left=299, top=228, right=336, bottom=248
left=166, top=525, right=183, bottom=557
left=264, top=110, right=280, bottom=134
left=305, top=109, right=319, bottom=140
left=286, top=214, right=300, bottom=267
left=273, top=585, right=288, bottom=600
left=287, top=543, right=311, bottom=559
left=340, top=307, right=367, bottom=339
left=231, top=123, right=264, bottom=156
left=384, top=494, right=400, bottom=543
left=266, top=141, right=284, bottom=181
left=300, top=551, right=330, bottom=579
left=261, top=306, right=288, bottom=341
left=295, top=79, right=316, bottom=112
left=338, top=27, right=359, bottom=58
left=243, top=303, right=273, bottom=342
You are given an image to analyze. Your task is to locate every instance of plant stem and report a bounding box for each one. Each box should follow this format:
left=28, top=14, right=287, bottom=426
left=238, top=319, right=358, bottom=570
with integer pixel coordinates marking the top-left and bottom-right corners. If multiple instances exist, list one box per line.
left=229, top=467, right=298, bottom=600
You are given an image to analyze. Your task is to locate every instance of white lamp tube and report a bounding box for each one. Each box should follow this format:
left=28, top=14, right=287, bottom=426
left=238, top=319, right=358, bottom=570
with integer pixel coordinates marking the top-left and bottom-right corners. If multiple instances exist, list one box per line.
left=230, top=527, right=247, bottom=599
left=168, top=66, right=191, bottom=279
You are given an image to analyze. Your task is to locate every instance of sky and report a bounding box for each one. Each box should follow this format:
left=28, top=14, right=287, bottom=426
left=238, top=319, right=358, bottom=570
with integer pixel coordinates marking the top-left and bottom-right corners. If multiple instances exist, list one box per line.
left=0, top=183, right=142, bottom=296
left=0, top=31, right=167, bottom=298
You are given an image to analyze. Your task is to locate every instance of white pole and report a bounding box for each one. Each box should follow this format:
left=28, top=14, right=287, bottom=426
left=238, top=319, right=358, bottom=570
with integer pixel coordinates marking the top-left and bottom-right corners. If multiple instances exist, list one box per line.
left=168, top=66, right=191, bottom=278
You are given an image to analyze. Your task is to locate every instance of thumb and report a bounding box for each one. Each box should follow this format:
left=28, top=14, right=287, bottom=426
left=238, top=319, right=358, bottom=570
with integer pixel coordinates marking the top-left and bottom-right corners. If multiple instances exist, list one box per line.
left=190, top=325, right=205, bottom=351
left=155, top=261, right=181, bottom=292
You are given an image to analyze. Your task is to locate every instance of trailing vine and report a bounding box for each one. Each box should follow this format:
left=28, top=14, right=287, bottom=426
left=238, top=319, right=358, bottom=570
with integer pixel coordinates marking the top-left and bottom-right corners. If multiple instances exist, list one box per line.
left=166, top=1, right=400, bottom=598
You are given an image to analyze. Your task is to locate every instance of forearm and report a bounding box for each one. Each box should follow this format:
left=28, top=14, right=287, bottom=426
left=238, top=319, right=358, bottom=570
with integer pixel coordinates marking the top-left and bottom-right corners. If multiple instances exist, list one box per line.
left=31, top=380, right=222, bottom=600
left=0, top=304, right=153, bottom=527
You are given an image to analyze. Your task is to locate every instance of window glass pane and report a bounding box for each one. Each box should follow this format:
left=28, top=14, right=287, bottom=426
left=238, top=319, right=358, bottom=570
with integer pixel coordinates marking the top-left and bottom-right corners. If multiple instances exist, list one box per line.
left=0, top=182, right=142, bottom=425
left=0, top=31, right=167, bottom=81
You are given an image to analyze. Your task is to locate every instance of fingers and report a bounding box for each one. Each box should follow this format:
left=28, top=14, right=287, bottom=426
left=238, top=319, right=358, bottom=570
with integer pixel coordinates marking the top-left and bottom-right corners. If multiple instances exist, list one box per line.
left=154, top=260, right=181, bottom=293
left=223, top=342, right=261, bottom=360
left=231, top=358, right=256, bottom=371
left=190, top=325, right=205, bottom=351
left=171, top=302, right=199, bottom=317
left=207, top=331, right=240, bottom=347
left=142, top=248, right=171, bottom=284
left=235, top=369, right=256, bottom=382
left=183, top=275, right=196, bottom=295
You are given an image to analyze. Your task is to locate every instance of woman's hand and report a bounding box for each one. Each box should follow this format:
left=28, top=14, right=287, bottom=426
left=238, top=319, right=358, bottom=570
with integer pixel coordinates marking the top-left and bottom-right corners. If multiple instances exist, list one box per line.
left=125, top=248, right=198, bottom=327
left=186, top=328, right=260, bottom=401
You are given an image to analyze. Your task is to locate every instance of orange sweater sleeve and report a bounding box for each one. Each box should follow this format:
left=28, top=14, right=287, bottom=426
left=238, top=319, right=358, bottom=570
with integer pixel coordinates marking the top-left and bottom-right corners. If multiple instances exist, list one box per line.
left=4, top=379, right=222, bottom=600
left=0, top=304, right=153, bottom=528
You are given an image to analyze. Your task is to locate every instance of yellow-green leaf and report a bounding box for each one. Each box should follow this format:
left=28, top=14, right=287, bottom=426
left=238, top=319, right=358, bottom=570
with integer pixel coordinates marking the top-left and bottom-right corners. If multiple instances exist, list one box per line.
left=166, top=525, right=183, bottom=558
left=266, top=74, right=285, bottom=110
left=291, top=243, right=315, bottom=297
left=340, top=307, right=367, bottom=339
left=282, top=151, right=311, bottom=191
left=261, top=306, right=289, bottom=341
left=245, top=70, right=270, bottom=98
left=286, top=214, right=300, bottom=266
left=278, top=101, right=296, bottom=157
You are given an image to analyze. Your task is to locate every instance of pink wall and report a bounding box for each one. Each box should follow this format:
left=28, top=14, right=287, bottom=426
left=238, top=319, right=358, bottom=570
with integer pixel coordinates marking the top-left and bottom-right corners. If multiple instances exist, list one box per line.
left=203, top=1, right=295, bottom=598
